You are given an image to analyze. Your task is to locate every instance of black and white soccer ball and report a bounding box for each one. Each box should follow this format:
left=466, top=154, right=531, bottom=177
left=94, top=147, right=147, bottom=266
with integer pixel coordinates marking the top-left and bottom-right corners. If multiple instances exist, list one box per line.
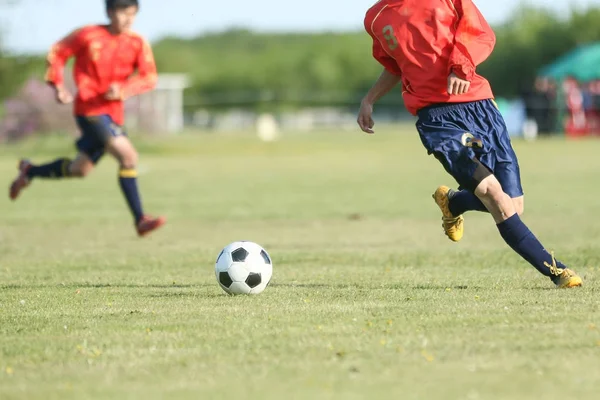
left=215, top=241, right=273, bottom=295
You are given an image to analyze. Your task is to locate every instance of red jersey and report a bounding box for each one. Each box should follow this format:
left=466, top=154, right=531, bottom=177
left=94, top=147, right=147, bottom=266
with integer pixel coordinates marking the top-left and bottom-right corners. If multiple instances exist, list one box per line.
left=45, top=25, right=158, bottom=125
left=364, top=0, right=495, bottom=115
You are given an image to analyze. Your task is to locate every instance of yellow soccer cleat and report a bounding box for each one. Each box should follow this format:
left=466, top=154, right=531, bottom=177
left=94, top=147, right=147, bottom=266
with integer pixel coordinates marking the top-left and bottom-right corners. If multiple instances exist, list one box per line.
left=554, top=268, right=583, bottom=288
left=545, top=252, right=582, bottom=288
left=432, top=185, right=464, bottom=242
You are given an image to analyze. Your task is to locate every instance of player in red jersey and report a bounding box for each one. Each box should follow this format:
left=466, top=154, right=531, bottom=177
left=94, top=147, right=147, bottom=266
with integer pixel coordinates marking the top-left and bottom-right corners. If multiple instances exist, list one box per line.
left=9, top=0, right=165, bottom=237
left=358, top=0, right=582, bottom=287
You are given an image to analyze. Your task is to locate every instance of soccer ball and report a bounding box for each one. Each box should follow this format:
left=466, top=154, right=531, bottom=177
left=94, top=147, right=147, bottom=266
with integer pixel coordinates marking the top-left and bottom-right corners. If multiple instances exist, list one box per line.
left=215, top=241, right=273, bottom=295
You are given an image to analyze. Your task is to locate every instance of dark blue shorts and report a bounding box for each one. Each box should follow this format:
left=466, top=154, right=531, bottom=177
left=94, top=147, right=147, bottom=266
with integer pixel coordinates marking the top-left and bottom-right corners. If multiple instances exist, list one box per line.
left=416, top=99, right=524, bottom=198
left=75, top=115, right=127, bottom=164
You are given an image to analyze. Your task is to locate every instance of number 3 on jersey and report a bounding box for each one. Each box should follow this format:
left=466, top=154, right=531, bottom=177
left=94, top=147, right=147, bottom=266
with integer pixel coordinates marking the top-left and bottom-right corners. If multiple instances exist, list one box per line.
left=382, top=25, right=398, bottom=51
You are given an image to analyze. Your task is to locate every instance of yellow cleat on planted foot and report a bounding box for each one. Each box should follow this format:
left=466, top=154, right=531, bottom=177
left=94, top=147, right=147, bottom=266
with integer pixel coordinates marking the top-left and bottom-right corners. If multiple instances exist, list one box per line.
left=554, top=269, right=583, bottom=288
left=545, top=253, right=582, bottom=288
left=432, top=185, right=464, bottom=242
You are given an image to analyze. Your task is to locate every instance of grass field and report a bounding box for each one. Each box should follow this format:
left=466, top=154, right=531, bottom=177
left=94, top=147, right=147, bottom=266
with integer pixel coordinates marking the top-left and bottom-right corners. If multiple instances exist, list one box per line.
left=1, top=126, right=600, bottom=400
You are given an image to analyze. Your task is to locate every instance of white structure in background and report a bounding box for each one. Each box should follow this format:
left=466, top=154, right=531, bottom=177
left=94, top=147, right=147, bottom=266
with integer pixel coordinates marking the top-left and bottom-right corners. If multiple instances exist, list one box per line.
left=256, top=113, right=280, bottom=141
left=279, top=108, right=357, bottom=131
left=522, top=119, right=539, bottom=141
left=126, top=73, right=190, bottom=134
left=189, top=107, right=359, bottom=132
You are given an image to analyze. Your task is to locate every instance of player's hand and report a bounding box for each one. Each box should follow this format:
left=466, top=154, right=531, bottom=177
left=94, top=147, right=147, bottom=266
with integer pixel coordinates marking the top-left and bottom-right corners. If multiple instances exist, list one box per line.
left=54, top=86, right=73, bottom=104
left=105, top=83, right=123, bottom=101
left=447, top=72, right=470, bottom=95
left=357, top=100, right=375, bottom=134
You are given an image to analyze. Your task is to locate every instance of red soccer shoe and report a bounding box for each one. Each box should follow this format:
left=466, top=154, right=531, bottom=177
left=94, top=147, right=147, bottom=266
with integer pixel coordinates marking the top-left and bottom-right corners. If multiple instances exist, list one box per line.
left=9, top=159, right=33, bottom=201
left=136, top=215, right=167, bottom=237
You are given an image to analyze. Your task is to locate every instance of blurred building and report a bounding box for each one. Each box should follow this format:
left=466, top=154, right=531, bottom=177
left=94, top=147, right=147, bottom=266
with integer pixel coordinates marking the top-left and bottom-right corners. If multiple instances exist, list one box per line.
left=0, top=72, right=190, bottom=142
left=126, top=73, right=190, bottom=134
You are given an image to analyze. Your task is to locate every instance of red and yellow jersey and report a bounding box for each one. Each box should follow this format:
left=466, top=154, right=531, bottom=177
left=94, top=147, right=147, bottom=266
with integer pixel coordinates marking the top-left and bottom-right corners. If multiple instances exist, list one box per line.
left=364, top=0, right=495, bottom=115
left=45, top=25, right=157, bottom=125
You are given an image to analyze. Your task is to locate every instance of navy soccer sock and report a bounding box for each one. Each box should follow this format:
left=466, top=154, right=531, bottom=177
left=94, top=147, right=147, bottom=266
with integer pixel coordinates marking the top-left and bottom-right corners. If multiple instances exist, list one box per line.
left=119, top=168, right=144, bottom=224
left=497, top=214, right=568, bottom=282
left=27, top=158, right=72, bottom=179
left=448, top=190, right=488, bottom=216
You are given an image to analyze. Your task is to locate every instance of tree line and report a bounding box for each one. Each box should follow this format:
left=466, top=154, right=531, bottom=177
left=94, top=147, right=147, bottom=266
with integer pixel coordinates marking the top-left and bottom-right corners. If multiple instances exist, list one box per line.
left=0, top=5, right=599, bottom=109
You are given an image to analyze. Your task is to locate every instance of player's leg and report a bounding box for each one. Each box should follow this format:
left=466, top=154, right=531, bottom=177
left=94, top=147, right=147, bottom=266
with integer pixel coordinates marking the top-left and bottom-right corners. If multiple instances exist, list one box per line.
left=472, top=160, right=581, bottom=288
left=418, top=101, right=581, bottom=287
left=491, top=128, right=526, bottom=217
left=9, top=157, right=69, bottom=200
left=436, top=98, right=528, bottom=219
left=418, top=117, right=481, bottom=242
left=446, top=178, right=524, bottom=217
left=67, top=152, right=96, bottom=177
left=105, top=134, right=165, bottom=236
left=445, top=190, right=522, bottom=216
left=9, top=148, right=97, bottom=200
left=446, top=189, right=488, bottom=216
left=512, top=196, right=524, bottom=216
left=431, top=139, right=497, bottom=242
left=470, top=107, right=580, bottom=286
left=494, top=163, right=525, bottom=216
left=105, top=135, right=143, bottom=223
left=429, top=99, right=525, bottom=238
left=431, top=185, right=465, bottom=242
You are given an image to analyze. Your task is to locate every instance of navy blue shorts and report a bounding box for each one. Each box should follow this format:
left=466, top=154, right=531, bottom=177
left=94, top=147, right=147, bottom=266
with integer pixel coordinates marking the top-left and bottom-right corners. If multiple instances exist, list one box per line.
left=416, top=99, right=524, bottom=198
left=75, top=115, right=127, bottom=164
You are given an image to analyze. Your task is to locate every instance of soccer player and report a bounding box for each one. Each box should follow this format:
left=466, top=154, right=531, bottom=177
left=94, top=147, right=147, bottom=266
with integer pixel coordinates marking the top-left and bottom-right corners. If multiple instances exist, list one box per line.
left=358, top=0, right=582, bottom=288
left=9, top=0, right=166, bottom=237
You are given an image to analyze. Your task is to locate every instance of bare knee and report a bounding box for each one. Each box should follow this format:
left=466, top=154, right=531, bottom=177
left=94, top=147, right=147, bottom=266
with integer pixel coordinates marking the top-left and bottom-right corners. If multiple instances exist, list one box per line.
left=474, top=176, right=517, bottom=222
left=512, top=196, right=525, bottom=216
left=69, top=167, right=91, bottom=178
left=515, top=204, right=524, bottom=216
left=68, top=158, right=94, bottom=178
left=119, top=149, right=138, bottom=169
left=474, top=177, right=505, bottom=204
left=107, top=137, right=138, bottom=169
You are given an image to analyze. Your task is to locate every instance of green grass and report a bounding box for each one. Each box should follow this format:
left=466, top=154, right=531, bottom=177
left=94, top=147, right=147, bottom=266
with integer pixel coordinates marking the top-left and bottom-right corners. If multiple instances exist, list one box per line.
left=1, top=126, right=600, bottom=400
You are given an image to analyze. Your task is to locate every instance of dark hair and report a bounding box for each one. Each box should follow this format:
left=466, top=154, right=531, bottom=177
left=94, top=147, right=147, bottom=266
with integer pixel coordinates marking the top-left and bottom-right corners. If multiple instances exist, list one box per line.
left=106, top=0, right=139, bottom=10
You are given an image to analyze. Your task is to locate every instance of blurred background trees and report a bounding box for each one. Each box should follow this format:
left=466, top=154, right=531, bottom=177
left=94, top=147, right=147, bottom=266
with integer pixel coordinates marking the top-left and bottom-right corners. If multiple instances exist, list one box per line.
left=0, top=6, right=597, bottom=109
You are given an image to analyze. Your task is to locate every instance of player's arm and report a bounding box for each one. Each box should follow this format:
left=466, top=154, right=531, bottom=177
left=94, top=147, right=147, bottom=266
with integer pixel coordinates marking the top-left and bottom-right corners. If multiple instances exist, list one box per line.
left=116, top=38, right=158, bottom=100
left=448, top=0, right=496, bottom=82
left=362, top=68, right=401, bottom=105
left=358, top=38, right=402, bottom=134
left=366, top=33, right=403, bottom=100
left=45, top=29, right=84, bottom=103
